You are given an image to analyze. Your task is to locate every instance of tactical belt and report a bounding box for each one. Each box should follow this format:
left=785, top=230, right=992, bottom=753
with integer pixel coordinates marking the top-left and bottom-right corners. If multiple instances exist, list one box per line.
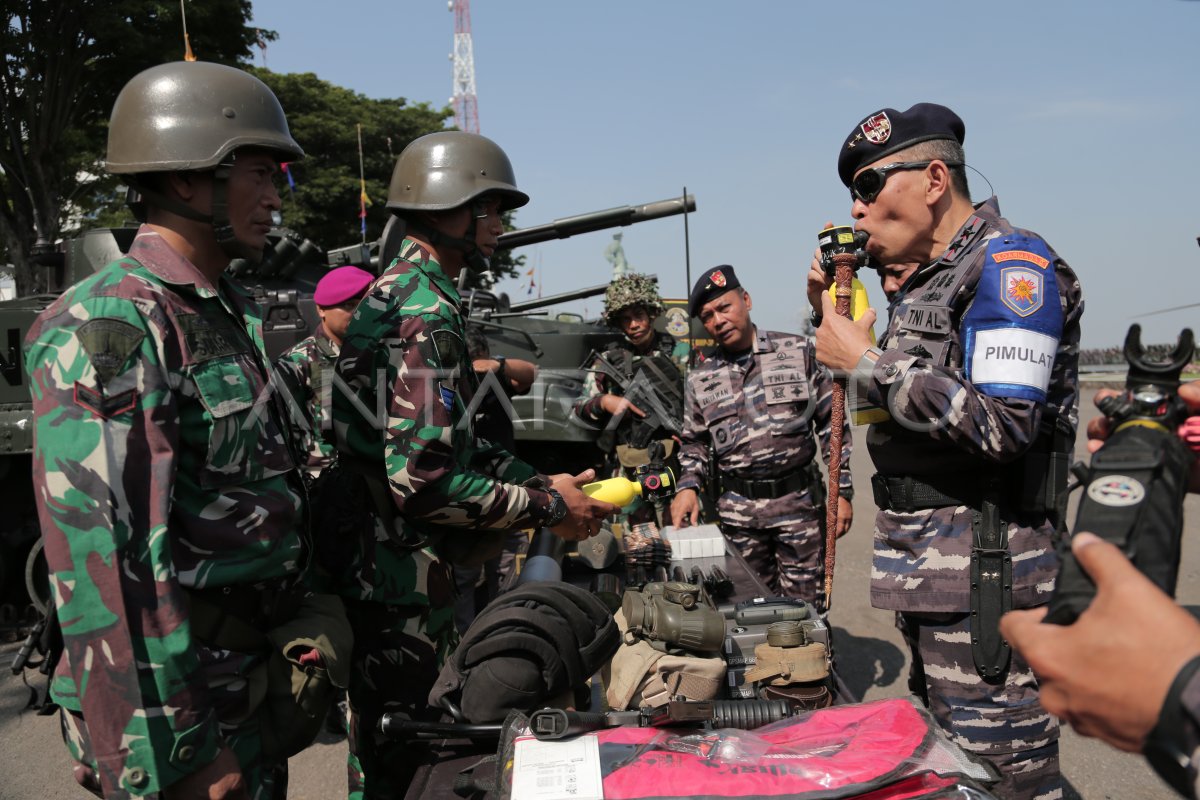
left=870, top=474, right=981, bottom=512
left=722, top=468, right=812, bottom=501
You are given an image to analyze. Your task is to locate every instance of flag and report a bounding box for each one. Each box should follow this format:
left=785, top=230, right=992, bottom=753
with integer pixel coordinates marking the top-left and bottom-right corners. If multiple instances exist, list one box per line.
left=280, top=162, right=296, bottom=195
left=359, top=179, right=372, bottom=236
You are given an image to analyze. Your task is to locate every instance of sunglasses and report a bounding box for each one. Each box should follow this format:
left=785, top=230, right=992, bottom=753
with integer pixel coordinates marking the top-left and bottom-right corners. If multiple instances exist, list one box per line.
left=850, top=160, right=963, bottom=204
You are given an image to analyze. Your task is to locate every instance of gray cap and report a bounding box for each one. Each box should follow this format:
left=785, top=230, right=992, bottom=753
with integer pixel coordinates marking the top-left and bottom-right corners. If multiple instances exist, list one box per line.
left=105, top=61, right=304, bottom=174
left=386, top=131, right=528, bottom=213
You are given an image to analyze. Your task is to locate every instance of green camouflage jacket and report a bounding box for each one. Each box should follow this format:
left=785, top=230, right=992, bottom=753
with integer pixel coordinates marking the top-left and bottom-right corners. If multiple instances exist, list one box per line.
left=276, top=326, right=339, bottom=475
left=329, top=238, right=551, bottom=606
left=24, top=227, right=307, bottom=797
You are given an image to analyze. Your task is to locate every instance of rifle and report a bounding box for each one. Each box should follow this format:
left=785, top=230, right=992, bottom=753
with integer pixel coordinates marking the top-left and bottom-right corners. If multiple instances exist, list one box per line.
left=528, top=699, right=795, bottom=740
left=583, top=347, right=683, bottom=439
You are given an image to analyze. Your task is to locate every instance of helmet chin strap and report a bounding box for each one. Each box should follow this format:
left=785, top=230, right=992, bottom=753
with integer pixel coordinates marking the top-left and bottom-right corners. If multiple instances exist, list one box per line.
left=128, top=159, right=265, bottom=264
left=407, top=214, right=490, bottom=273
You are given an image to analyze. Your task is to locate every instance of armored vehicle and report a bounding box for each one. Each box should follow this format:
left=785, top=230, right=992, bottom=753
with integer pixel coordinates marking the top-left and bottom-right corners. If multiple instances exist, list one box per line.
left=0, top=194, right=696, bottom=610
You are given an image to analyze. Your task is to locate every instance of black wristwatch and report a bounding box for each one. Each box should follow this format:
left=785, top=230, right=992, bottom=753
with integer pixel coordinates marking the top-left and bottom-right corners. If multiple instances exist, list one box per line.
left=810, top=310, right=823, bottom=328
left=838, top=487, right=854, bottom=501
left=542, top=489, right=568, bottom=528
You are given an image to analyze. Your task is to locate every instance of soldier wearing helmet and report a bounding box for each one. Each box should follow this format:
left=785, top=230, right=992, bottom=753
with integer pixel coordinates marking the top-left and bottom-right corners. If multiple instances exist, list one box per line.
left=573, top=272, right=691, bottom=525
left=24, top=62, right=350, bottom=799
left=328, top=131, right=616, bottom=796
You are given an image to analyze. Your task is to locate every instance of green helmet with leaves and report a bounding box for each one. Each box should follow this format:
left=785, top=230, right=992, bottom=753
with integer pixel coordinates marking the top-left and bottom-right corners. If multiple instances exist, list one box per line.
left=603, top=273, right=664, bottom=326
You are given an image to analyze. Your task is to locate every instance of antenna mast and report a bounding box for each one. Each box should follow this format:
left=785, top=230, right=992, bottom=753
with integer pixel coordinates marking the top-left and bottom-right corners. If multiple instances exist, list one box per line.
left=449, top=0, right=480, bottom=133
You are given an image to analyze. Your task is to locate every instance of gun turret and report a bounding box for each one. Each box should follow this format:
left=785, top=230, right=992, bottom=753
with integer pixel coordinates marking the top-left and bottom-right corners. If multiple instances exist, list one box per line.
left=496, top=195, right=695, bottom=251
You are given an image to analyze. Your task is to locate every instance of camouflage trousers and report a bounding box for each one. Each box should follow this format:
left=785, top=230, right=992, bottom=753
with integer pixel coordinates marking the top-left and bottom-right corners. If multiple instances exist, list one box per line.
left=897, top=612, right=1061, bottom=800
left=724, top=519, right=826, bottom=611
left=344, top=598, right=458, bottom=800
left=61, top=706, right=286, bottom=800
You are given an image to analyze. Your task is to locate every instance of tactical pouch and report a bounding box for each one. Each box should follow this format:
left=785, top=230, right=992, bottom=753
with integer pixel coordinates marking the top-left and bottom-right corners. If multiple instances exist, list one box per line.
left=605, top=609, right=724, bottom=710
left=969, top=496, right=1012, bottom=682
left=258, top=592, right=353, bottom=760
left=187, top=586, right=353, bottom=760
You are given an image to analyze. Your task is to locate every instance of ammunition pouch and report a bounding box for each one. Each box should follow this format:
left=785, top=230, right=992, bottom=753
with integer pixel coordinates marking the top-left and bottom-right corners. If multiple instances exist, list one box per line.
left=186, top=583, right=353, bottom=760
left=616, top=438, right=676, bottom=470
left=723, top=462, right=819, bottom=501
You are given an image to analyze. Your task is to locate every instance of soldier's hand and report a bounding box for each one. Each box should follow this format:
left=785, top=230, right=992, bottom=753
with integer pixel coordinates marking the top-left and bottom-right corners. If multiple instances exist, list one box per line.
left=814, top=293, right=877, bottom=371
left=835, top=496, right=853, bottom=538
left=599, top=394, right=646, bottom=419
left=163, top=745, right=248, bottom=800
left=1000, top=532, right=1200, bottom=753
left=1084, top=389, right=1119, bottom=455
left=550, top=470, right=618, bottom=541
left=807, top=226, right=834, bottom=311
left=670, top=488, right=700, bottom=528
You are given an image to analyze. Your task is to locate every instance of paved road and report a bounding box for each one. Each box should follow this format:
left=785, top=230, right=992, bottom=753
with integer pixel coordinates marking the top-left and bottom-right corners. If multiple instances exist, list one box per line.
left=1, top=388, right=1195, bottom=799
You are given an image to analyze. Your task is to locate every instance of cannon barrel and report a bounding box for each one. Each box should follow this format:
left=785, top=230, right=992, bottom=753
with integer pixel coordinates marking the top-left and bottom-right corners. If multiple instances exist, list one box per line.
left=507, top=282, right=611, bottom=313
left=496, top=194, right=695, bottom=251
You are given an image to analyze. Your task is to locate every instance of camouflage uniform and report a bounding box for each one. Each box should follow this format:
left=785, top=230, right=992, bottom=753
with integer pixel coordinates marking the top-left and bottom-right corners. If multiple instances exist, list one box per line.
left=275, top=326, right=339, bottom=477
left=330, top=238, right=553, bottom=798
left=676, top=328, right=851, bottom=610
left=574, top=331, right=692, bottom=525
left=863, top=197, right=1082, bottom=800
left=25, top=227, right=307, bottom=799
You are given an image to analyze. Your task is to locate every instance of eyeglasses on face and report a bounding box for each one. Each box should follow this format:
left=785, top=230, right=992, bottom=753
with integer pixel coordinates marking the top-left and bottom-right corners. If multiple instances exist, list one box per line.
left=850, top=160, right=963, bottom=204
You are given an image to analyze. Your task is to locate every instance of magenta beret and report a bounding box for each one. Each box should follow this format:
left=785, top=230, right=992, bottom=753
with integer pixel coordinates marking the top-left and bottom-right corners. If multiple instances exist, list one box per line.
left=314, top=266, right=374, bottom=307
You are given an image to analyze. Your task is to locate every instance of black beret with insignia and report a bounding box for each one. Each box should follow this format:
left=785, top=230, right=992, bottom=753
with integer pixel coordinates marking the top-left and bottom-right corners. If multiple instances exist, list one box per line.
left=688, top=265, right=741, bottom=317
left=838, top=102, right=965, bottom=187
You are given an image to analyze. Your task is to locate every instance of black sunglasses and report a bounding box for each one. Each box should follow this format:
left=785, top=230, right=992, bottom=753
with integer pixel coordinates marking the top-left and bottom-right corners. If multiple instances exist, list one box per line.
left=850, top=160, right=963, bottom=204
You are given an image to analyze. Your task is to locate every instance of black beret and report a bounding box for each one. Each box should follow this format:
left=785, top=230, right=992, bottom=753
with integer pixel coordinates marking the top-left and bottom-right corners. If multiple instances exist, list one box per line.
left=688, top=265, right=741, bottom=317
left=837, top=103, right=965, bottom=187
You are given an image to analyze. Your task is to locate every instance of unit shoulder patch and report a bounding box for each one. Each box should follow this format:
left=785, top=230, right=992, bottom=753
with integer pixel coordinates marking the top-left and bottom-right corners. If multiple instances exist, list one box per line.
left=76, top=318, right=145, bottom=385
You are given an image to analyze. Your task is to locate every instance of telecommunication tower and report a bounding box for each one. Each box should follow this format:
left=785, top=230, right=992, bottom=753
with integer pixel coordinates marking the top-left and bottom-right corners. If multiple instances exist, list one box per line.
left=449, top=0, right=480, bottom=133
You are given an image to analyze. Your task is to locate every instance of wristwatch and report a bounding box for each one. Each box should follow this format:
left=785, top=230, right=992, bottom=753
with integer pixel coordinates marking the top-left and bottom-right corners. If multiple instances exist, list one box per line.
left=838, top=487, right=854, bottom=501
left=542, top=488, right=569, bottom=528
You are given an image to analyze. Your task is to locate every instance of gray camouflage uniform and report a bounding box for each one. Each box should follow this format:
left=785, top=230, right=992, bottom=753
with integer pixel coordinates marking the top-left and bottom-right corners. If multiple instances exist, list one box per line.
left=677, top=328, right=851, bottom=610
left=863, top=197, right=1082, bottom=800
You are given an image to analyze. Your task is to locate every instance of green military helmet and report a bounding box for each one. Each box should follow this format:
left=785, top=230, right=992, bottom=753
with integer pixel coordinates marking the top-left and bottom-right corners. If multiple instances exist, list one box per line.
left=105, top=61, right=304, bottom=173
left=603, top=272, right=664, bottom=326
left=386, top=131, right=529, bottom=214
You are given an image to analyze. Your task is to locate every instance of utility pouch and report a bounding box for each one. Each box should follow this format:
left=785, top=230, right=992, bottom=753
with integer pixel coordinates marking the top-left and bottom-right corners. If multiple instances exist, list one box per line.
left=969, top=495, right=1012, bottom=682
left=258, top=592, right=353, bottom=760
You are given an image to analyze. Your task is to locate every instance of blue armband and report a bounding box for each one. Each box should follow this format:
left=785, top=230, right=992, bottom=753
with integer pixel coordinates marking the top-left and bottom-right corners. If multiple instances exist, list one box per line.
left=962, top=235, right=1063, bottom=403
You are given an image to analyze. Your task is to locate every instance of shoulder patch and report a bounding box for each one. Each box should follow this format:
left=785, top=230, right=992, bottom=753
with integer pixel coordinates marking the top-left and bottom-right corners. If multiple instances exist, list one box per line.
left=76, top=318, right=145, bottom=385
left=74, top=382, right=138, bottom=419
left=962, top=234, right=1064, bottom=402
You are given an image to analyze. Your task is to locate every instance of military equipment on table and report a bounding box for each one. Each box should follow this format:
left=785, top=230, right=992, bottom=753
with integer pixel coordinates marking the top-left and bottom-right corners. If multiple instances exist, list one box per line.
left=0, top=194, right=696, bottom=609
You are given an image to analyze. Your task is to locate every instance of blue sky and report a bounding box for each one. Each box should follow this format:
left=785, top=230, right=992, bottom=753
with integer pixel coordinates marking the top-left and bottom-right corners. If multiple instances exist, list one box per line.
left=247, top=0, right=1199, bottom=350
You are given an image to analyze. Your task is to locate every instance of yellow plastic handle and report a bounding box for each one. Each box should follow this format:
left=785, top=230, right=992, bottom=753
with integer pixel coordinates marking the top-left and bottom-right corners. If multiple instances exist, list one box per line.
left=582, top=477, right=642, bottom=508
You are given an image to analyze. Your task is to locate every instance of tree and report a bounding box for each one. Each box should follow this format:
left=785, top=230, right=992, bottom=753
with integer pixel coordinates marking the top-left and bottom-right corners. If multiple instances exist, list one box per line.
left=252, top=69, right=524, bottom=281
left=0, top=1, right=266, bottom=294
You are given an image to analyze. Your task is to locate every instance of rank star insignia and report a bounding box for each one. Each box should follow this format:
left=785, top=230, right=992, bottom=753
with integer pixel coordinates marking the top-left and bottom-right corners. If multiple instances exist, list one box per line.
left=846, top=132, right=864, bottom=149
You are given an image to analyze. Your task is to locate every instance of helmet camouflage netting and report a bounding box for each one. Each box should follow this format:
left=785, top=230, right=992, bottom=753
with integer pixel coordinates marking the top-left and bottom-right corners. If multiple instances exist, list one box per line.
left=603, top=273, right=664, bottom=326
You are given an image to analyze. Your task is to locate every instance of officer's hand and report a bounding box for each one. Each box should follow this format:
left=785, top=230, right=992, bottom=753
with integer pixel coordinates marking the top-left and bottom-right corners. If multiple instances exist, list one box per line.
left=814, top=292, right=877, bottom=372
left=1000, top=532, right=1200, bottom=753
left=807, top=249, right=831, bottom=313
left=163, top=745, right=248, bottom=800
left=670, top=488, right=700, bottom=528
left=835, top=496, right=853, bottom=538
left=599, top=394, right=646, bottom=418
left=549, top=470, right=618, bottom=542
left=1084, top=389, right=1119, bottom=454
